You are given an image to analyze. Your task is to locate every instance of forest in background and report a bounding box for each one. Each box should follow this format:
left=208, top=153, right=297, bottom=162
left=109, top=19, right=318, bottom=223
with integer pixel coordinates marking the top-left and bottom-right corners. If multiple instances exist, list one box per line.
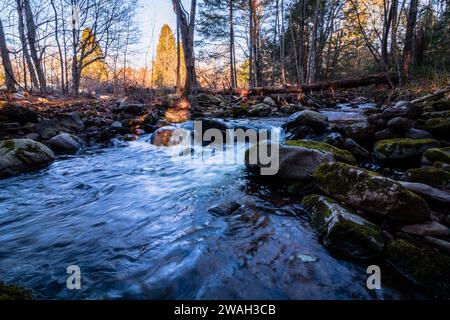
left=0, top=0, right=449, bottom=98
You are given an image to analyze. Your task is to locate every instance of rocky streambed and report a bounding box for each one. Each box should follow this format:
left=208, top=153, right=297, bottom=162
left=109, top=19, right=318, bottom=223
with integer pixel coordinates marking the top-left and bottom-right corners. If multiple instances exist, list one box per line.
left=0, top=94, right=449, bottom=299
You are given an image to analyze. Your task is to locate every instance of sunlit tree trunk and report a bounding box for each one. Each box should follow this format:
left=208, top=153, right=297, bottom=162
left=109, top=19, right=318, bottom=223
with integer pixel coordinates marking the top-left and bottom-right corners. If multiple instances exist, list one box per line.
left=0, top=19, right=16, bottom=92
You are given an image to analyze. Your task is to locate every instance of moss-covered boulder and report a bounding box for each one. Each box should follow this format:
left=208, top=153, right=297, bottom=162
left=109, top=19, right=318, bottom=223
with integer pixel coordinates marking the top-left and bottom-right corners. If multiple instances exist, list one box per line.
left=0, top=282, right=32, bottom=300
left=424, top=147, right=450, bottom=165
left=401, top=167, right=450, bottom=191
left=386, top=239, right=450, bottom=299
left=312, top=162, right=431, bottom=223
left=0, top=139, right=55, bottom=179
left=425, top=117, right=450, bottom=139
left=286, top=140, right=357, bottom=165
left=302, top=195, right=384, bottom=260
left=374, top=138, right=438, bottom=161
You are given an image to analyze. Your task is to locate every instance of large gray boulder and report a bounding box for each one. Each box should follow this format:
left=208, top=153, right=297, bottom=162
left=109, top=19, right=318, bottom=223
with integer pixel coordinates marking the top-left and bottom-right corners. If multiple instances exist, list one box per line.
left=283, top=110, right=328, bottom=133
left=0, top=139, right=55, bottom=179
left=48, top=133, right=84, bottom=154
left=302, top=194, right=384, bottom=260
left=312, top=162, right=431, bottom=223
left=245, top=142, right=334, bottom=181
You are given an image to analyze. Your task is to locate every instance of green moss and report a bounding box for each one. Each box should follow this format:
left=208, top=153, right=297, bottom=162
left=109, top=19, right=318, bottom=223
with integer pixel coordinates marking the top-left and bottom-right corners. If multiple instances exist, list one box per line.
left=0, top=282, right=32, bottom=300
left=1, top=140, right=15, bottom=151
left=302, top=194, right=334, bottom=232
left=402, top=167, right=450, bottom=190
left=286, top=140, right=357, bottom=165
left=386, top=239, right=450, bottom=299
left=424, top=147, right=450, bottom=165
left=425, top=117, right=450, bottom=138
left=374, top=138, right=438, bottom=159
left=330, top=219, right=384, bottom=249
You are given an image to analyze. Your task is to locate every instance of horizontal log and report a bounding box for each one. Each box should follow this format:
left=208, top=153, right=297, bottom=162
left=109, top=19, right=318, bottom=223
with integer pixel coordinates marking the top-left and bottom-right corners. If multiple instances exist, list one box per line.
left=200, top=73, right=396, bottom=96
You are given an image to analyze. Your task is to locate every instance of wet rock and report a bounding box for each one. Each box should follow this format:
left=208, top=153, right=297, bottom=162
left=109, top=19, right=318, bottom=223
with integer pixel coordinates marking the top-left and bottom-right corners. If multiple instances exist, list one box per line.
left=48, top=133, right=83, bottom=154
left=401, top=167, right=450, bottom=191
left=35, top=119, right=59, bottom=140
left=367, top=113, right=386, bottom=130
left=54, top=112, right=84, bottom=133
left=344, top=122, right=375, bottom=145
left=208, top=201, right=242, bottom=216
left=111, top=121, right=123, bottom=129
left=424, top=237, right=450, bottom=255
left=0, top=282, right=32, bottom=300
left=387, top=117, right=415, bottom=134
left=386, top=239, right=450, bottom=299
left=248, top=103, right=272, bottom=117
left=405, top=128, right=432, bottom=139
left=343, top=138, right=370, bottom=160
left=263, top=96, right=276, bottom=107
left=151, top=126, right=189, bottom=147
left=245, top=142, right=334, bottom=181
left=302, top=194, right=384, bottom=260
left=286, top=140, right=356, bottom=165
left=374, top=138, right=438, bottom=161
left=0, top=139, right=55, bottom=179
left=0, top=103, right=38, bottom=125
left=398, top=181, right=450, bottom=206
left=23, top=132, right=39, bottom=141
left=283, top=110, right=328, bottom=133
left=374, top=128, right=396, bottom=141
left=382, top=101, right=421, bottom=120
left=425, top=117, right=450, bottom=139
left=401, top=221, right=449, bottom=237
left=424, top=147, right=450, bottom=165
left=322, top=132, right=344, bottom=147
left=285, top=126, right=314, bottom=140
left=312, top=162, right=431, bottom=223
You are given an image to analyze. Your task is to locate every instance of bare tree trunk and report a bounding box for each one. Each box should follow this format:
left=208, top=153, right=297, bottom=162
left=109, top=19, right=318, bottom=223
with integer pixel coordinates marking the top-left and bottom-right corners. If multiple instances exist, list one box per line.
left=229, top=0, right=236, bottom=88
left=298, top=0, right=306, bottom=84
left=16, top=0, right=38, bottom=91
left=51, top=0, right=66, bottom=93
left=248, top=0, right=254, bottom=87
left=23, top=0, right=47, bottom=96
left=307, top=0, right=320, bottom=84
left=0, top=19, right=16, bottom=92
left=172, top=0, right=198, bottom=97
left=176, top=17, right=181, bottom=93
left=280, top=0, right=286, bottom=85
left=381, top=0, right=397, bottom=68
left=402, top=0, right=419, bottom=80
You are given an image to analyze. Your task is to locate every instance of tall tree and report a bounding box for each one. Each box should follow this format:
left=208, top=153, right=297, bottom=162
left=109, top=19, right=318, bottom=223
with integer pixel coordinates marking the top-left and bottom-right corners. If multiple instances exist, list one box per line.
left=172, top=0, right=198, bottom=96
left=402, top=0, right=419, bottom=79
left=0, top=19, right=16, bottom=92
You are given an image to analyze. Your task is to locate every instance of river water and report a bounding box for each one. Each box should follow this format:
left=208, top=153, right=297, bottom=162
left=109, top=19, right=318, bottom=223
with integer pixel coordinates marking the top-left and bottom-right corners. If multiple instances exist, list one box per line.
left=0, top=116, right=422, bottom=300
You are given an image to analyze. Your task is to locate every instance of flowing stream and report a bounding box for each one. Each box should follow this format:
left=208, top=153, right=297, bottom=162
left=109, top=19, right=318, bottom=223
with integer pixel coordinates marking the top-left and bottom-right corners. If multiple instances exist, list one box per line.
left=0, top=115, right=423, bottom=299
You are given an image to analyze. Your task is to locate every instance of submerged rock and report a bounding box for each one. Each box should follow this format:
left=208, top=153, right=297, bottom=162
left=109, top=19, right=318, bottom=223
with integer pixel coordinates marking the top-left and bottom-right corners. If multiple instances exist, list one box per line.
left=386, top=239, right=450, bottom=299
left=48, top=133, right=84, bottom=154
left=302, top=194, right=384, bottom=260
left=374, top=138, right=438, bottom=161
left=424, top=147, right=450, bottom=165
left=0, top=282, right=32, bottom=300
left=401, top=167, right=450, bottom=191
left=0, top=139, right=55, bottom=179
left=285, top=140, right=357, bottom=165
left=312, top=162, right=431, bottom=223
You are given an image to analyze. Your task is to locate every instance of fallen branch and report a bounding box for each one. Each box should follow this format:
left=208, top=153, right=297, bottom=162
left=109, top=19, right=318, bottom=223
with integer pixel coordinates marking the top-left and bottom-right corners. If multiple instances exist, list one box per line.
left=200, top=73, right=396, bottom=96
left=411, top=86, right=450, bottom=105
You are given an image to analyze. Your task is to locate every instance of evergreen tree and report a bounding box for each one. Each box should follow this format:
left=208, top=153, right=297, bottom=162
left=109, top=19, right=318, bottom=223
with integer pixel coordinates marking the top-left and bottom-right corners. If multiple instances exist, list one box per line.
left=152, top=24, right=185, bottom=88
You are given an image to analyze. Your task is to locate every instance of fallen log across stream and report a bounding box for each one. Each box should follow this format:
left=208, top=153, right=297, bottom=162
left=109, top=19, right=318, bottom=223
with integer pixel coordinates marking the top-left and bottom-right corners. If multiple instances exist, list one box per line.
left=200, top=73, right=397, bottom=96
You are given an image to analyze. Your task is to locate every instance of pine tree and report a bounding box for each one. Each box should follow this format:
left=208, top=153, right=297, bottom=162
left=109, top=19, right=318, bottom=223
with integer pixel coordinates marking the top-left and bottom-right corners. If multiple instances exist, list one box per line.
left=152, top=24, right=185, bottom=88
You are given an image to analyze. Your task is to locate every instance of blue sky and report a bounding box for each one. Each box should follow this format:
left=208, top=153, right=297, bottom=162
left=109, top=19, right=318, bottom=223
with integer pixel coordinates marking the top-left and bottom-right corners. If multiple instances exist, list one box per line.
left=131, top=0, right=186, bottom=68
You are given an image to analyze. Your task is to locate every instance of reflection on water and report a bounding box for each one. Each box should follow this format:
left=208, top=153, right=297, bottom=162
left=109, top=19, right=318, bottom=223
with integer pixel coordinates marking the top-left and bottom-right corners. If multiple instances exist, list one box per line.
left=0, top=117, right=421, bottom=300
